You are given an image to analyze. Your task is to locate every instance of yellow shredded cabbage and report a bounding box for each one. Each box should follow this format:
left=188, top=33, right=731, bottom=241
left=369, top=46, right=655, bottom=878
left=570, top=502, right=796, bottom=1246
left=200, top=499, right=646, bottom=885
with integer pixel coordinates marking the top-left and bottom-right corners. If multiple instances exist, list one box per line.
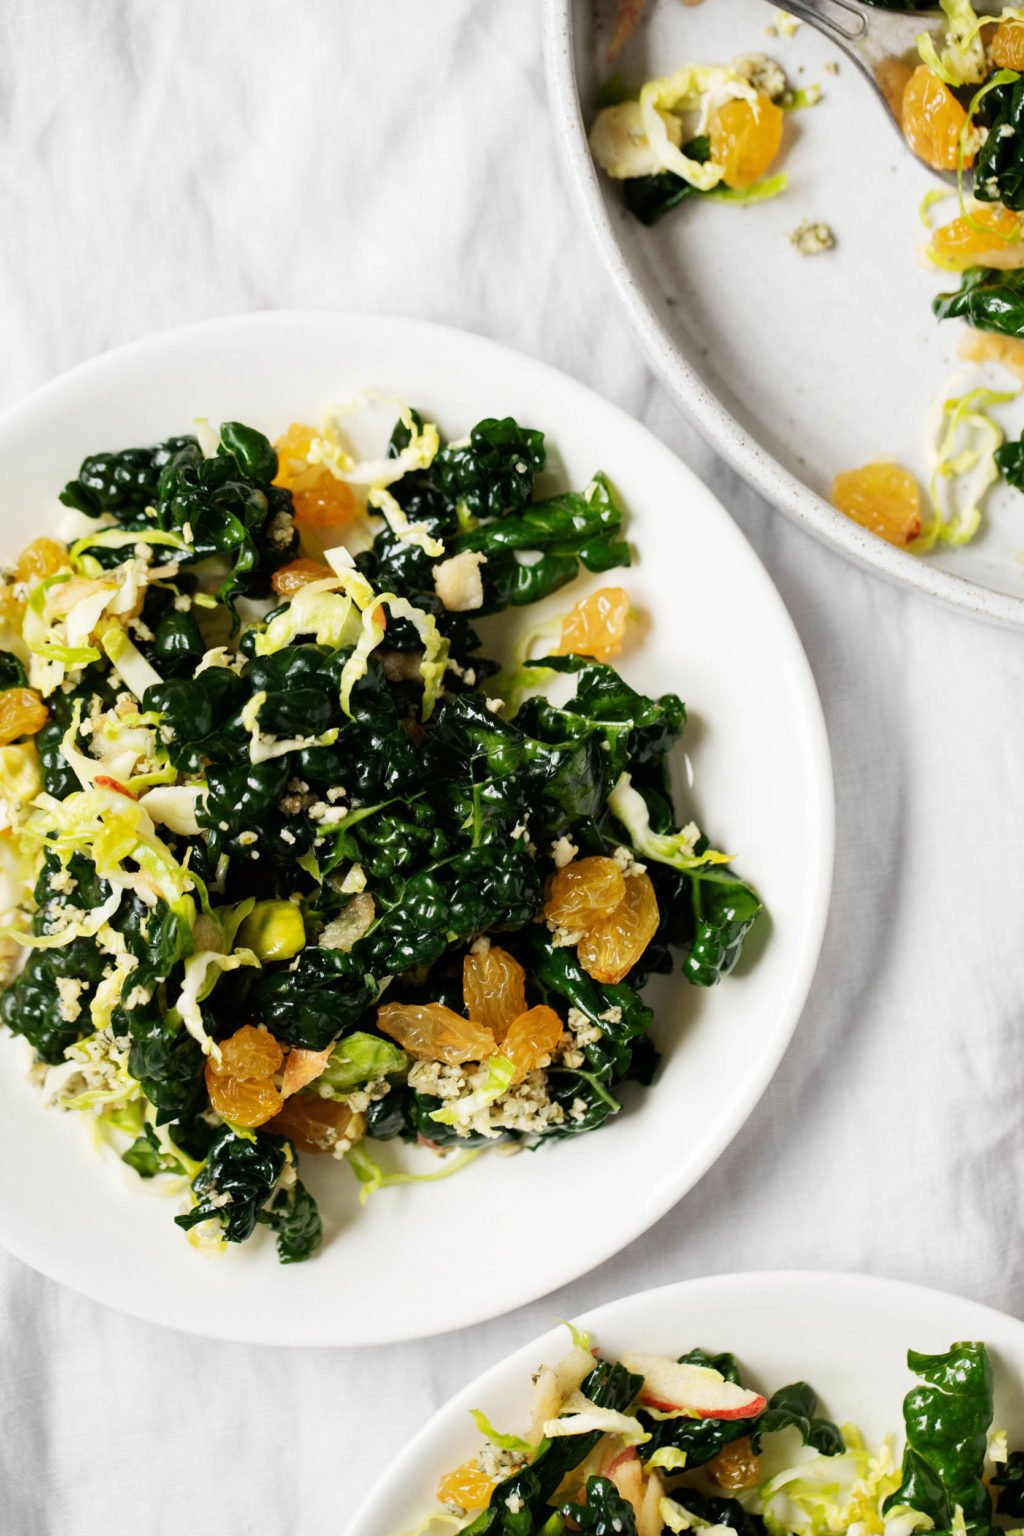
left=914, top=385, right=1015, bottom=551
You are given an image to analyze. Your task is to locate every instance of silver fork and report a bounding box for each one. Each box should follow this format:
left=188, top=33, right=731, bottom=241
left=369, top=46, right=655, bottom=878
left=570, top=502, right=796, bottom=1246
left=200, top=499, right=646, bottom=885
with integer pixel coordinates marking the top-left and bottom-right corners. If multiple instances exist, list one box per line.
left=778, top=1, right=958, bottom=163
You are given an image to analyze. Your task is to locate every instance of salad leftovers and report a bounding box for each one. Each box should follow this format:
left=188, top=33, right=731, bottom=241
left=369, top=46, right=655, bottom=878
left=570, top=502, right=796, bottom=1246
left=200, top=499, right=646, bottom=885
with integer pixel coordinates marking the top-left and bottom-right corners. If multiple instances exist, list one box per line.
left=589, top=0, right=1024, bottom=558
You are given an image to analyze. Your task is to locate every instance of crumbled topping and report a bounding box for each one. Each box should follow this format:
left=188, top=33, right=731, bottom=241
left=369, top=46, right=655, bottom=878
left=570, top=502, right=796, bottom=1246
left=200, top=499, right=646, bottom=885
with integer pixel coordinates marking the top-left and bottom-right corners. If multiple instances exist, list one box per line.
left=548, top=923, right=585, bottom=949
left=732, top=52, right=787, bottom=100
left=550, top=836, right=578, bottom=869
left=476, top=1444, right=527, bottom=1480
left=611, top=844, right=646, bottom=877
left=432, top=550, right=487, bottom=612
left=789, top=219, right=836, bottom=256
left=55, top=977, right=84, bottom=1024
left=266, top=509, right=295, bottom=549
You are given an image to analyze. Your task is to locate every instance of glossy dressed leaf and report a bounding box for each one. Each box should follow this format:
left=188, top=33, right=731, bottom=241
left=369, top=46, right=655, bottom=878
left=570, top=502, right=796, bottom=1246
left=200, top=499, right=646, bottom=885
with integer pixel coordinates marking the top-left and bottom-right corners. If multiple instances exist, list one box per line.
left=993, top=1449, right=1024, bottom=1516
left=434, top=416, right=546, bottom=518
left=684, top=870, right=763, bottom=987
left=175, top=1127, right=288, bottom=1245
left=256, top=1176, right=323, bottom=1263
left=560, top=1478, right=638, bottom=1536
left=883, top=1343, right=995, bottom=1531
left=976, top=78, right=1024, bottom=212
left=758, top=1381, right=845, bottom=1455
left=934, top=266, right=1024, bottom=340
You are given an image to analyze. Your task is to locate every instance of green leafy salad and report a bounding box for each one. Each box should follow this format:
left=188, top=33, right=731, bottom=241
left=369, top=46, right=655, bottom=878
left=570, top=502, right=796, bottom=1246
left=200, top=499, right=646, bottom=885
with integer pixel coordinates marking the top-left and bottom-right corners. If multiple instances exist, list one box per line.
left=0, top=398, right=761, bottom=1264
left=427, top=1326, right=1024, bottom=1536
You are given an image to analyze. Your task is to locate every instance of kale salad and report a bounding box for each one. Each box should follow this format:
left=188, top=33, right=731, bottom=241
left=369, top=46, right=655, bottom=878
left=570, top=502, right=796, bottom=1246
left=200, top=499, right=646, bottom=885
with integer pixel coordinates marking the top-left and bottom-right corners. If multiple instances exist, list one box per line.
left=427, top=1325, right=1024, bottom=1536
left=590, top=1, right=1024, bottom=557
left=0, top=399, right=761, bottom=1264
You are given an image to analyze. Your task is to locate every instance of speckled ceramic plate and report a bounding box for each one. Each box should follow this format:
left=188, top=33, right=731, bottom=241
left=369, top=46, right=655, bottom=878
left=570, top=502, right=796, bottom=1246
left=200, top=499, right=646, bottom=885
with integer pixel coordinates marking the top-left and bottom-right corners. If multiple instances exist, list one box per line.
left=545, top=0, right=1024, bottom=625
left=347, top=1271, right=1024, bottom=1534
left=0, top=312, right=831, bottom=1344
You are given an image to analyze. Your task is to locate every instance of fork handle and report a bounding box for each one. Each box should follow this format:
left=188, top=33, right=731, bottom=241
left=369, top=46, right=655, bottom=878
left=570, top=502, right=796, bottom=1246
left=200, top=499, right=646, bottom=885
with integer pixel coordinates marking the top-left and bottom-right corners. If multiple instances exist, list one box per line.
left=778, top=0, right=870, bottom=44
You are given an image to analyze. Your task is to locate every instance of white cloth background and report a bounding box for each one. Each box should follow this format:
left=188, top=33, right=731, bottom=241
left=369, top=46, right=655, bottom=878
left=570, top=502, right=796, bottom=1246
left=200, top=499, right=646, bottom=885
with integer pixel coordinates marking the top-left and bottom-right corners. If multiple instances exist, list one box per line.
left=1, top=2, right=1023, bottom=1532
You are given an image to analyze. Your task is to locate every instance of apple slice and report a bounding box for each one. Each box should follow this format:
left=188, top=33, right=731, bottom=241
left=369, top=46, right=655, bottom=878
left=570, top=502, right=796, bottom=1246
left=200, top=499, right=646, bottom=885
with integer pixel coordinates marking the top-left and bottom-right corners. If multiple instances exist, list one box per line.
left=282, top=1046, right=333, bottom=1099
left=621, top=1354, right=766, bottom=1421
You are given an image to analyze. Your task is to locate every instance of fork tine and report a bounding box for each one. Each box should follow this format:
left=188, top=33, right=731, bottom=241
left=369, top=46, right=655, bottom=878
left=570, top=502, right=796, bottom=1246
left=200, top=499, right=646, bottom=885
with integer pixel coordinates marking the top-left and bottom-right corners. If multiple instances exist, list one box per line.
left=779, top=0, right=870, bottom=43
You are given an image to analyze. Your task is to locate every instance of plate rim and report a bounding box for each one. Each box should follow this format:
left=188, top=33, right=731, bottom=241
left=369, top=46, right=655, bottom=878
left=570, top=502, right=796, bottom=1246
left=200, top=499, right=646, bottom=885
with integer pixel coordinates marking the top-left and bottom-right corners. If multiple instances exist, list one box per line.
left=0, top=309, right=834, bottom=1344
left=346, top=1268, right=1024, bottom=1535
left=541, top=0, right=1024, bottom=631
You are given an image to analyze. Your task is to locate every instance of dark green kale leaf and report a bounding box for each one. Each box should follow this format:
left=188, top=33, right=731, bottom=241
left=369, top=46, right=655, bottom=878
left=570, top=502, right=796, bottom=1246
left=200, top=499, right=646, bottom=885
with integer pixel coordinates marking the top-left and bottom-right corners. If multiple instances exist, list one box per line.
left=121, top=1000, right=207, bottom=1130
left=61, top=422, right=297, bottom=604
left=995, top=428, right=1024, bottom=489
left=175, top=1127, right=291, bottom=1245
left=250, top=946, right=380, bottom=1051
left=758, top=1381, right=845, bottom=1455
left=434, top=417, right=546, bottom=518
left=683, top=870, right=763, bottom=987
left=154, top=428, right=296, bottom=602
left=883, top=1343, right=995, bottom=1534
left=666, top=1492, right=767, bottom=1536
left=0, top=652, right=28, bottom=689
left=934, top=266, right=1024, bottom=340
left=451, top=473, right=631, bottom=613
left=256, top=1177, right=323, bottom=1263
left=975, top=75, right=1024, bottom=212
left=622, top=136, right=711, bottom=227
left=59, top=436, right=196, bottom=521
left=993, top=1449, right=1024, bottom=1516
left=518, top=654, right=685, bottom=782
left=560, top=1477, right=637, bottom=1536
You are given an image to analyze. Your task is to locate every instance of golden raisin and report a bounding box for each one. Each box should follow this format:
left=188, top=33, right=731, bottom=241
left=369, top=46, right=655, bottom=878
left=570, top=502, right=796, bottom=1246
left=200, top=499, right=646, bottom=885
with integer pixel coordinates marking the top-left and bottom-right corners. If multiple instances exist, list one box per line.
left=991, top=20, right=1024, bottom=69
left=558, top=586, right=631, bottom=663
left=544, top=857, right=627, bottom=934
left=902, top=65, right=973, bottom=171
left=0, top=584, right=22, bottom=627
left=436, top=1461, right=498, bottom=1513
left=15, top=537, right=68, bottom=585
left=292, top=477, right=357, bottom=530
left=0, top=688, right=49, bottom=746
left=205, top=1068, right=284, bottom=1129
left=273, top=423, right=317, bottom=489
left=502, top=1005, right=565, bottom=1082
left=376, top=1003, right=497, bottom=1064
left=217, top=1024, right=284, bottom=1081
left=268, top=1095, right=362, bottom=1154
left=928, top=204, right=1023, bottom=271
left=463, top=945, right=528, bottom=1041
left=707, top=1439, right=761, bottom=1492
left=710, top=94, right=784, bottom=189
left=271, top=557, right=334, bottom=596
left=577, top=870, right=659, bottom=985
left=832, top=461, right=922, bottom=547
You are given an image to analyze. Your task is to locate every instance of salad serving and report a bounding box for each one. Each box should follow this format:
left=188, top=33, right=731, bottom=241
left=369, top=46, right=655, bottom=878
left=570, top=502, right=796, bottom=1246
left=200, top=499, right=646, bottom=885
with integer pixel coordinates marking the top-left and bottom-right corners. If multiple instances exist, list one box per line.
left=0, top=398, right=761, bottom=1264
left=589, top=1, right=1024, bottom=559
left=422, top=1323, right=1024, bottom=1536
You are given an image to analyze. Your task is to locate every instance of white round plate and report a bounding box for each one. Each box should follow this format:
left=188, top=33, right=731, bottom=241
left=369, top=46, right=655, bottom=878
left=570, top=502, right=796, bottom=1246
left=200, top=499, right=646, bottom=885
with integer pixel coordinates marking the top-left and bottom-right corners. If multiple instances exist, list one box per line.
left=0, top=312, right=832, bottom=1345
left=545, top=0, right=1024, bottom=626
left=348, top=1271, right=1024, bottom=1536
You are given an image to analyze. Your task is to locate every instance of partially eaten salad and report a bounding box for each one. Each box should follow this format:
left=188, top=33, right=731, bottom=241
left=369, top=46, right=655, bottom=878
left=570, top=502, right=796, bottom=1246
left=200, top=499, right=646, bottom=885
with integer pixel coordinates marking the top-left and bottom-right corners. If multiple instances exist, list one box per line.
left=423, top=1325, right=1024, bottom=1536
left=589, top=0, right=1024, bottom=558
left=0, top=399, right=760, bottom=1263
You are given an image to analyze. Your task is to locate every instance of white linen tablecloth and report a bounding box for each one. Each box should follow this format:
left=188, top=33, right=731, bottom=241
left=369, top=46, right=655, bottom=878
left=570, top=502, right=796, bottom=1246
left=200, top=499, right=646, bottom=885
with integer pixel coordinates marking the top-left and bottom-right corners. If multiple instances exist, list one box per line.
left=2, top=3, right=1023, bottom=1532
